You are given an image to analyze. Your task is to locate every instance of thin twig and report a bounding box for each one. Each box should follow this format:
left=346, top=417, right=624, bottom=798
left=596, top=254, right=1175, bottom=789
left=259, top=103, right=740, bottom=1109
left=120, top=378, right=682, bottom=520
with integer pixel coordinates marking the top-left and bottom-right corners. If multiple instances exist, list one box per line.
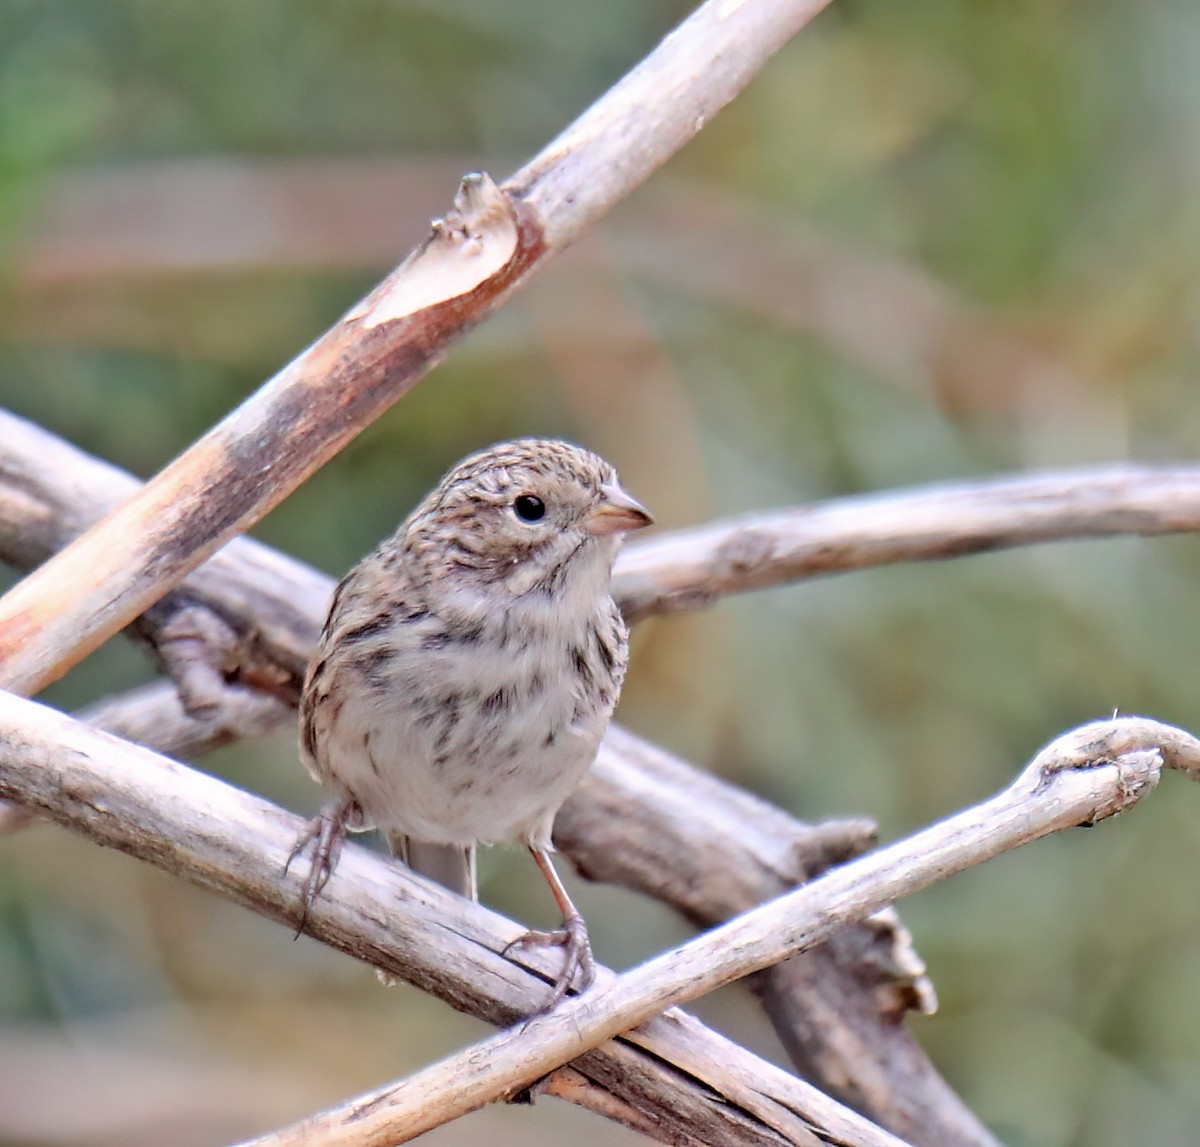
left=0, top=0, right=835, bottom=696
left=0, top=689, right=892, bottom=1147
left=241, top=717, right=1200, bottom=1145
left=615, top=465, right=1200, bottom=620
left=77, top=680, right=292, bottom=760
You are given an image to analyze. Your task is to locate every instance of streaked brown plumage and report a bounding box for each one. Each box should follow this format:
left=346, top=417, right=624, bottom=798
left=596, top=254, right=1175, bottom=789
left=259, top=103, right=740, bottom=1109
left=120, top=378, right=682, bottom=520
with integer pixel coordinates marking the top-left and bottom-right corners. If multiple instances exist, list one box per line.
left=289, top=439, right=652, bottom=1008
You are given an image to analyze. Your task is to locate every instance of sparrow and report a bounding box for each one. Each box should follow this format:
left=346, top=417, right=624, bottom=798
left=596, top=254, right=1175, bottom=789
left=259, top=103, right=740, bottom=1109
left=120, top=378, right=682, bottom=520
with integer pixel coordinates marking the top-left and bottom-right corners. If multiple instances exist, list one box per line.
left=289, top=438, right=652, bottom=1008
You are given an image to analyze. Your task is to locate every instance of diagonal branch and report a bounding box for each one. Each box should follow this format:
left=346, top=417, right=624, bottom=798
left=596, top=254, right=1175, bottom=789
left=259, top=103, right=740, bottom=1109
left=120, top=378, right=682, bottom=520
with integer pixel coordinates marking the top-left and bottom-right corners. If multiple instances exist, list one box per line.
left=241, top=717, right=1200, bottom=1145
left=0, top=0, right=835, bottom=697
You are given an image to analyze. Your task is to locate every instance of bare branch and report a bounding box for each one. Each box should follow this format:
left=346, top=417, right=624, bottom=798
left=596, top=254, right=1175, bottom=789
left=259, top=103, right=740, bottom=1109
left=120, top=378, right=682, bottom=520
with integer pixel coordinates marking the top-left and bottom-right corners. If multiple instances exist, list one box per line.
left=0, top=409, right=326, bottom=701
left=77, top=680, right=291, bottom=760
left=615, top=465, right=1200, bottom=620
left=0, top=689, right=895, bottom=1147
left=241, top=717, right=1197, bottom=1145
left=563, top=729, right=999, bottom=1147
left=0, top=0, right=834, bottom=696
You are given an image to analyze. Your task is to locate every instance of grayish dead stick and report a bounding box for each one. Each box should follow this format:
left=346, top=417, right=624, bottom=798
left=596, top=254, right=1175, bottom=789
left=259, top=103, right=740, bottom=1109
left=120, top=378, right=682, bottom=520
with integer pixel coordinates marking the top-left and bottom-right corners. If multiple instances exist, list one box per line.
left=615, top=466, right=1200, bottom=619
left=0, top=689, right=898, bottom=1147
left=0, top=0, right=834, bottom=696
left=78, top=681, right=293, bottom=758
left=240, top=717, right=1200, bottom=1145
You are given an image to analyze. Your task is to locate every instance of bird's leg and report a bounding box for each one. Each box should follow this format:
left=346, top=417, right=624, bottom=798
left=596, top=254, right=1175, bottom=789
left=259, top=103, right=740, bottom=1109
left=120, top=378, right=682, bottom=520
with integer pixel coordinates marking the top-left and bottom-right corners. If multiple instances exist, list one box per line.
left=503, top=845, right=597, bottom=1011
left=285, top=796, right=358, bottom=930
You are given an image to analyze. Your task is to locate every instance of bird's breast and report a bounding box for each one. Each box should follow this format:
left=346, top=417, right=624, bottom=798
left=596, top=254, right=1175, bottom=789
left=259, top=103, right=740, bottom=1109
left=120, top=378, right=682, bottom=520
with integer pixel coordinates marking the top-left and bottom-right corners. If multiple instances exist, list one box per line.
left=322, top=601, right=623, bottom=844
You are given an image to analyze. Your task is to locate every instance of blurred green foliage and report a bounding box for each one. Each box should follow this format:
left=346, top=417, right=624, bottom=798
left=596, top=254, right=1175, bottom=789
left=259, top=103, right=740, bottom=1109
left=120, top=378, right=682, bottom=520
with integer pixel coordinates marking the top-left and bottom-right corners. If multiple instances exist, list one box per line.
left=3, top=1, right=1200, bottom=1144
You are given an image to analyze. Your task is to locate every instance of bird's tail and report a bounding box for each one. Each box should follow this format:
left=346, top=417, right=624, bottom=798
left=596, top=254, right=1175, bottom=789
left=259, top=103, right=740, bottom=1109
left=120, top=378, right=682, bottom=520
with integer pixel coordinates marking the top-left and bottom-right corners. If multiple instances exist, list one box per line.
left=388, top=833, right=477, bottom=901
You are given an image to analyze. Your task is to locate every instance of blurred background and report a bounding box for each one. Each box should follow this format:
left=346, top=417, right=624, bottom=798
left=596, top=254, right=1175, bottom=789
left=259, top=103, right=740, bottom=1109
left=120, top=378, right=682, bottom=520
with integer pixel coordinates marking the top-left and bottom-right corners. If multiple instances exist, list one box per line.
left=3, top=1, right=1200, bottom=1143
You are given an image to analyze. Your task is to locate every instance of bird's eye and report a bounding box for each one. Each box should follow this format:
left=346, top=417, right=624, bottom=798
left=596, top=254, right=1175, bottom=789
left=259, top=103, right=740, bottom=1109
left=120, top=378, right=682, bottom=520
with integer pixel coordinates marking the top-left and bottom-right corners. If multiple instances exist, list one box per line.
left=512, top=494, right=546, bottom=523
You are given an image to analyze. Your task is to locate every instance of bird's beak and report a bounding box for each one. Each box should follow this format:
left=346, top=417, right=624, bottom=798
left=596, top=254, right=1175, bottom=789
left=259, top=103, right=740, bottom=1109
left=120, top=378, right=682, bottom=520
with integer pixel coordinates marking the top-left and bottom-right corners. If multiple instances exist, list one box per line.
left=587, top=483, right=654, bottom=536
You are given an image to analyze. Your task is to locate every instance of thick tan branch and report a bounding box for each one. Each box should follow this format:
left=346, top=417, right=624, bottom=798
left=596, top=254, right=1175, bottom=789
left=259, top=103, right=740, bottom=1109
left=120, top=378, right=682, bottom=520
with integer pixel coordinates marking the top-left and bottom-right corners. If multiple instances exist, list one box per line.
left=242, top=717, right=1195, bottom=1145
left=0, top=0, right=834, bottom=696
left=0, top=411, right=327, bottom=700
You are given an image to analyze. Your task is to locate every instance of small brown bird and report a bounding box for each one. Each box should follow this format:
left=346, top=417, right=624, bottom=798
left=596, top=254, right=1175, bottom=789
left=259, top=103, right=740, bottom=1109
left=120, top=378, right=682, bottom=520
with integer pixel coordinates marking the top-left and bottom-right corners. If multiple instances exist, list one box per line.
left=290, top=439, right=652, bottom=1007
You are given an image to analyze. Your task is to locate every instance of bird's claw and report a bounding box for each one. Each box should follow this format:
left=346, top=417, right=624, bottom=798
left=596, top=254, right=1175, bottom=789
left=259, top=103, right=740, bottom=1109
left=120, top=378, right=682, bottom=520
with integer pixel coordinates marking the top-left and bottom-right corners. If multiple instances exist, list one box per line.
left=503, top=912, right=596, bottom=1012
left=285, top=810, right=347, bottom=933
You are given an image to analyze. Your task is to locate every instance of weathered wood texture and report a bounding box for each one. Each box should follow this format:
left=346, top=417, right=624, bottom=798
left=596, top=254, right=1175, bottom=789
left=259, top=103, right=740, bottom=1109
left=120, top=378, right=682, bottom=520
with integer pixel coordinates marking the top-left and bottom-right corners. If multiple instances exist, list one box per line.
left=615, top=467, right=1200, bottom=620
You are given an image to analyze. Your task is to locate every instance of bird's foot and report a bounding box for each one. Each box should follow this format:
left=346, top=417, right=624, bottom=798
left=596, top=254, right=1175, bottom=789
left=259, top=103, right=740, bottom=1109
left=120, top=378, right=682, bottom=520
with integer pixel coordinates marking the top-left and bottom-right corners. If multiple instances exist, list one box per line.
left=285, top=801, right=352, bottom=932
left=503, top=911, right=596, bottom=1012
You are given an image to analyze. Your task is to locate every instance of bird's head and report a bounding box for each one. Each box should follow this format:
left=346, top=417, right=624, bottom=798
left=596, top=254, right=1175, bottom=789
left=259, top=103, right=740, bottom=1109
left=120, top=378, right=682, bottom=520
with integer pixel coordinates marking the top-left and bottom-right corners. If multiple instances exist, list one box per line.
left=406, top=439, right=652, bottom=606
